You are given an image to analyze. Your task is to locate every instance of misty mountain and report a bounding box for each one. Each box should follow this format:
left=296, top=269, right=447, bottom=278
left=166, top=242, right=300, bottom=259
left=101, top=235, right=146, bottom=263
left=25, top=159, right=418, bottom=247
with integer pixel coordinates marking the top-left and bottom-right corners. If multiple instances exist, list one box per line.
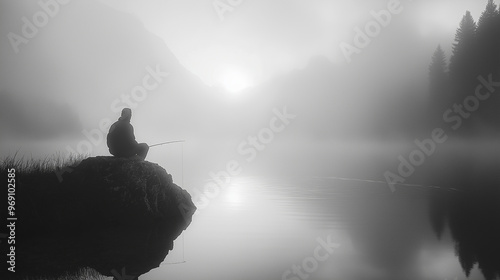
left=0, top=0, right=434, bottom=145
left=0, top=92, right=82, bottom=140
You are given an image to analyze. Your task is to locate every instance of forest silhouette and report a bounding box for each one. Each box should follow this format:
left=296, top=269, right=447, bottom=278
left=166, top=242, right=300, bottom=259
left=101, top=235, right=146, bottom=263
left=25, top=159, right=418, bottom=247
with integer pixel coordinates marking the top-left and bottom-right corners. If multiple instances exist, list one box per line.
left=425, top=1, right=500, bottom=279
left=427, top=0, right=500, bottom=134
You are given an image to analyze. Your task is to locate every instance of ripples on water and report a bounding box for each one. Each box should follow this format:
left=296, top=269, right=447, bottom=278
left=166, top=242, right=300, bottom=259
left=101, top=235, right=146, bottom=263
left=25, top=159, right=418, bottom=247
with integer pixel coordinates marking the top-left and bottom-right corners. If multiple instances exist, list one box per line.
left=3, top=141, right=495, bottom=279
left=156, top=176, right=471, bottom=280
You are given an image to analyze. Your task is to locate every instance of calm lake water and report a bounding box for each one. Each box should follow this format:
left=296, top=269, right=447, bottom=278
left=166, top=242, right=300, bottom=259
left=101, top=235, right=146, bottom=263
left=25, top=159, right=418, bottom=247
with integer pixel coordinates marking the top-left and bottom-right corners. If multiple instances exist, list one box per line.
left=138, top=175, right=479, bottom=280
left=3, top=140, right=496, bottom=280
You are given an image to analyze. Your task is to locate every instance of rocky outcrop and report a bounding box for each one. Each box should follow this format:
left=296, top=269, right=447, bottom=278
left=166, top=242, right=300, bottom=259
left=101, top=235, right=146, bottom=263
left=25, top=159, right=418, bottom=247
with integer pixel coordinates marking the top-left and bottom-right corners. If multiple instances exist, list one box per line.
left=60, top=156, right=195, bottom=230
left=2, top=156, right=196, bottom=279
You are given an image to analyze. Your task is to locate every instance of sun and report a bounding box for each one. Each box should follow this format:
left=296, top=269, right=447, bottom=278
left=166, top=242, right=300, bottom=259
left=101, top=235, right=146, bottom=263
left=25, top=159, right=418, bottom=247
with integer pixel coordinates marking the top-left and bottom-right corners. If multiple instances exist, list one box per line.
left=220, top=69, right=251, bottom=94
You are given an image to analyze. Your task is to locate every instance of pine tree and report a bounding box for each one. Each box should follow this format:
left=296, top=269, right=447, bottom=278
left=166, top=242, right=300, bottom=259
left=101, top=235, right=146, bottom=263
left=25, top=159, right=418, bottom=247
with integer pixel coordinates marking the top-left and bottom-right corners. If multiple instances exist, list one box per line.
left=474, top=1, right=500, bottom=126
left=429, top=45, right=448, bottom=94
left=478, top=0, right=498, bottom=28
left=476, top=0, right=500, bottom=77
left=428, top=45, right=449, bottom=124
left=449, top=11, right=477, bottom=96
left=447, top=11, right=477, bottom=134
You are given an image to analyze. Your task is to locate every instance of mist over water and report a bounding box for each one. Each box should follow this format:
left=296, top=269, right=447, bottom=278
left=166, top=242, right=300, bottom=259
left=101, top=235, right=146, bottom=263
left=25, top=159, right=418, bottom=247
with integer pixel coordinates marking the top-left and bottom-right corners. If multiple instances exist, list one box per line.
left=3, top=0, right=500, bottom=279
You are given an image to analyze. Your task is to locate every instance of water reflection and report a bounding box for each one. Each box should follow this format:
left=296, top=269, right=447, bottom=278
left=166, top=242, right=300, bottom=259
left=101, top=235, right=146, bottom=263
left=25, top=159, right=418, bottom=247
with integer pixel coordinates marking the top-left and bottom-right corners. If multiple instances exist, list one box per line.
left=429, top=153, right=500, bottom=280
left=4, top=142, right=498, bottom=279
left=158, top=176, right=466, bottom=280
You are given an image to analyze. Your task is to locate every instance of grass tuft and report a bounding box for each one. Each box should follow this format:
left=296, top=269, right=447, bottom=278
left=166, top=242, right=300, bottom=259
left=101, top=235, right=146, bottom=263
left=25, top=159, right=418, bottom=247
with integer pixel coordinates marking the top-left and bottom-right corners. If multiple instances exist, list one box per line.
left=0, top=152, right=87, bottom=175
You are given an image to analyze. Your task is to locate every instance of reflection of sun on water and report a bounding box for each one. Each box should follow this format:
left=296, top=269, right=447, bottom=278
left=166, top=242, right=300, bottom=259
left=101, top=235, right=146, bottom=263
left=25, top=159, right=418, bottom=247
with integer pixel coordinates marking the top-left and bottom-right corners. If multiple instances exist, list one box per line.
left=223, top=177, right=254, bottom=208
left=225, top=188, right=242, bottom=204
left=224, top=178, right=245, bottom=205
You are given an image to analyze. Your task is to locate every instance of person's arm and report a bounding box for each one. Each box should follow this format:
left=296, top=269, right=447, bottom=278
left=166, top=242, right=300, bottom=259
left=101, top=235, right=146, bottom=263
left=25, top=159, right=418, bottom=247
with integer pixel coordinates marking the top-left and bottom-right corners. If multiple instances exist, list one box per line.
left=127, top=124, right=139, bottom=146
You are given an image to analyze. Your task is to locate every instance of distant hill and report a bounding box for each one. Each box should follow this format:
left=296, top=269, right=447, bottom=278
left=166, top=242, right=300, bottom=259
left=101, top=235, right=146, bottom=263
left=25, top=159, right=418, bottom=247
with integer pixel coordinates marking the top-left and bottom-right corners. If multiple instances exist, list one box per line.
left=0, top=92, right=82, bottom=140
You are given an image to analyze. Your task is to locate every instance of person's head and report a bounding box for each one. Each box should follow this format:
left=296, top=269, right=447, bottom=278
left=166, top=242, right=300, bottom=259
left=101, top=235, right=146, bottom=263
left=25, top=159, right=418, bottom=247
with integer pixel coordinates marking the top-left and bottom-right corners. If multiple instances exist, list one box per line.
left=119, top=108, right=132, bottom=122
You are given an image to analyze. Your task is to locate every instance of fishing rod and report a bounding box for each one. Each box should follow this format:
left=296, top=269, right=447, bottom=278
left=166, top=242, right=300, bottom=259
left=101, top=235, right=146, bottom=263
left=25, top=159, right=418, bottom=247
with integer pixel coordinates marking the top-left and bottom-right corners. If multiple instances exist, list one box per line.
left=148, top=140, right=186, bottom=148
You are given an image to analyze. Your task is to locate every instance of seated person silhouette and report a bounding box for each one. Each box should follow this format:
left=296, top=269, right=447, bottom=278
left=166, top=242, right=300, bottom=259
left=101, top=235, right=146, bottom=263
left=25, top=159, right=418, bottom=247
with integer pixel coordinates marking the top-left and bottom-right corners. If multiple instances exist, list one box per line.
left=107, top=108, right=149, bottom=160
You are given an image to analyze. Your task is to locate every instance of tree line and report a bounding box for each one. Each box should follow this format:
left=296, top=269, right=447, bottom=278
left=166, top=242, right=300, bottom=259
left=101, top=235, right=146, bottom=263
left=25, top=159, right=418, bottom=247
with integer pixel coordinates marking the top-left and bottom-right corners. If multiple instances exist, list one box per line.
left=428, top=0, right=500, bottom=135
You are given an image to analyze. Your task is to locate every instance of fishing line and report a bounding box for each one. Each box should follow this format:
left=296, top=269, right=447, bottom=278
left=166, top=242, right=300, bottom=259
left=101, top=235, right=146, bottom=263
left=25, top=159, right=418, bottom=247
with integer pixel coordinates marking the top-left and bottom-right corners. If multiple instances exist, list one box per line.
left=155, top=140, right=188, bottom=265
left=313, top=175, right=463, bottom=192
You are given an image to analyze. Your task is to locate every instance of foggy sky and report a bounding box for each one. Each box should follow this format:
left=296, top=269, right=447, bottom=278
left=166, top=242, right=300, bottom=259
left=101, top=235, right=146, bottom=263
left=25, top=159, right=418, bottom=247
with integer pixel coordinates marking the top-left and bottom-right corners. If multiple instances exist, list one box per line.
left=1, top=2, right=497, bottom=279
left=0, top=0, right=489, bottom=152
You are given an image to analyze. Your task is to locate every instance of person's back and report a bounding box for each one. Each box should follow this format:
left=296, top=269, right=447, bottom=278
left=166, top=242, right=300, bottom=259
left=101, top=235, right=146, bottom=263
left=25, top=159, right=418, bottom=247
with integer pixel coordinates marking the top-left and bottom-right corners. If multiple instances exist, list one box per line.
left=107, top=108, right=149, bottom=160
left=107, top=120, right=137, bottom=157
